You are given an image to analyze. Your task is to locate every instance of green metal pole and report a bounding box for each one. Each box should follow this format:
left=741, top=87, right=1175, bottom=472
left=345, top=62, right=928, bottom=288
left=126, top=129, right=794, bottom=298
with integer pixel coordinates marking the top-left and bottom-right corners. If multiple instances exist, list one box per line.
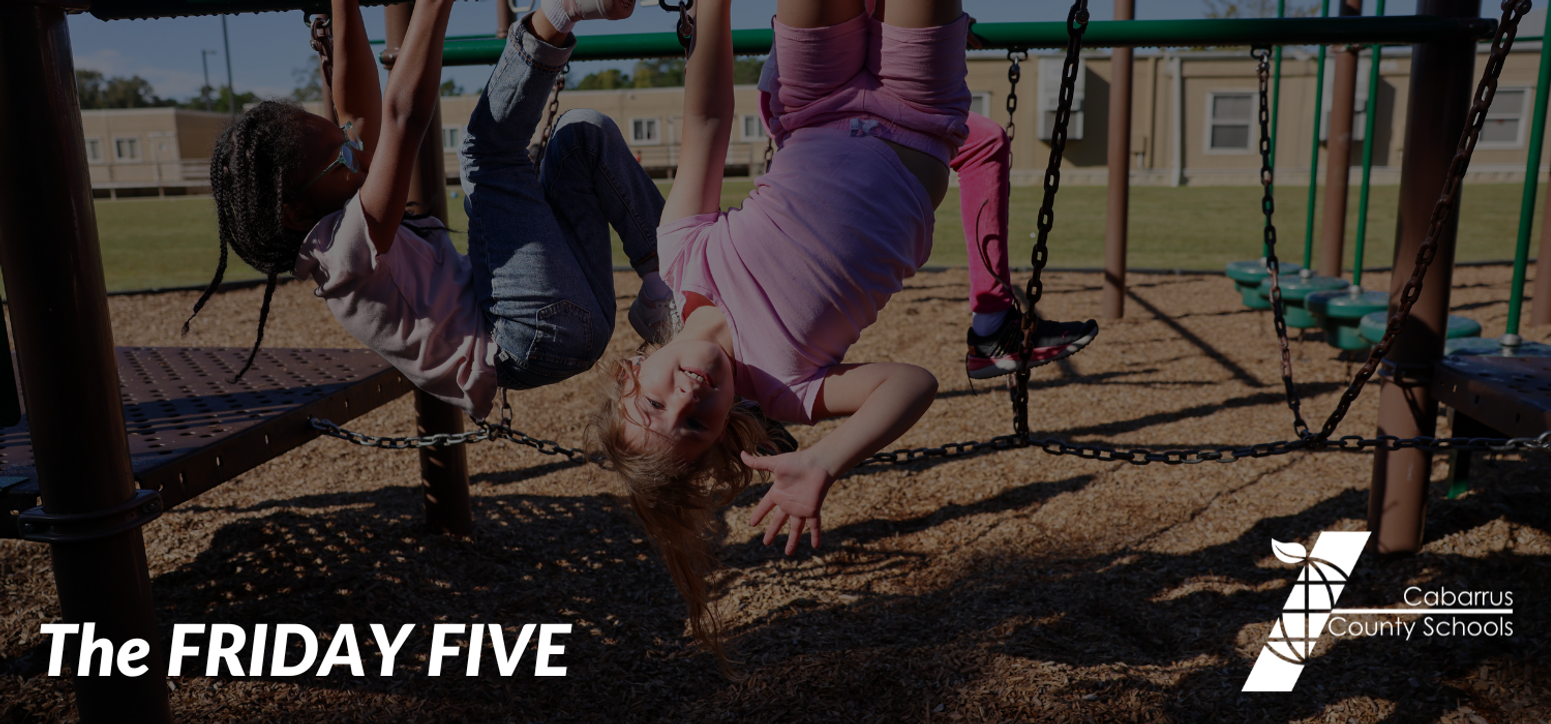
left=1269, top=0, right=1284, bottom=257
left=1304, top=0, right=1330, bottom=271
left=1352, top=0, right=1387, bottom=290
left=1505, top=7, right=1551, bottom=338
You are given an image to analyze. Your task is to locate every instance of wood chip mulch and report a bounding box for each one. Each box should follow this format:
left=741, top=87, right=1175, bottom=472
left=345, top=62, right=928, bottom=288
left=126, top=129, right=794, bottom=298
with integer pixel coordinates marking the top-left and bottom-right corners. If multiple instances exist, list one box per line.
left=2, top=266, right=1548, bottom=724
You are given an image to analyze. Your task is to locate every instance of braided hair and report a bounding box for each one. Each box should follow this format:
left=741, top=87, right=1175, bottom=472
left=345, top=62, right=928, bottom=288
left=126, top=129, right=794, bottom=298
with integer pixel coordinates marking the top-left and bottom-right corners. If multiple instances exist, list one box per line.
left=188, top=100, right=308, bottom=381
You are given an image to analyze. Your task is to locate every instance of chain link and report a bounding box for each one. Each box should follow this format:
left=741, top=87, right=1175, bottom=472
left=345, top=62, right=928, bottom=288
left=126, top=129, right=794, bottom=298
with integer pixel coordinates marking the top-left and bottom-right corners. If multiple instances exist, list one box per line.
left=1013, top=0, right=1088, bottom=437
left=533, top=63, right=569, bottom=177
left=1252, top=46, right=1313, bottom=439
left=763, top=136, right=774, bottom=175
left=660, top=0, right=695, bottom=56
left=1004, top=49, right=1026, bottom=144
left=310, top=416, right=588, bottom=460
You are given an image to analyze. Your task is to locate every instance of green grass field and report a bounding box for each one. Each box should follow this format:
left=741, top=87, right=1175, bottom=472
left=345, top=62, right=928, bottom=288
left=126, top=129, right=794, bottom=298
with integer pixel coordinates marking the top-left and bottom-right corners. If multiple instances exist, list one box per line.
left=88, top=181, right=1541, bottom=292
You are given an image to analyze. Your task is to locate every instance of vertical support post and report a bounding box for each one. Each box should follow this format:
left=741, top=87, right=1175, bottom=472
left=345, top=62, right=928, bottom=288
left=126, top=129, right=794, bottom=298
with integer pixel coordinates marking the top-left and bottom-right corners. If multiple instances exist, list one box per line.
left=1304, top=0, right=1330, bottom=271
left=385, top=2, right=473, bottom=536
left=1368, top=0, right=1478, bottom=555
left=497, top=0, right=515, bottom=39
left=1507, top=8, right=1551, bottom=336
left=0, top=6, right=171, bottom=722
left=1170, top=55, right=1183, bottom=187
left=1319, top=0, right=1364, bottom=279
left=1352, top=0, right=1388, bottom=290
left=1101, top=0, right=1134, bottom=320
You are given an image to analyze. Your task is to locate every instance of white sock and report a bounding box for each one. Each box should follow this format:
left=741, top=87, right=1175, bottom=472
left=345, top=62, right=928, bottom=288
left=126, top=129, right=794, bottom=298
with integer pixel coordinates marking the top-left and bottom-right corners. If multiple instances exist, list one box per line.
left=542, top=0, right=576, bottom=35
left=640, top=271, right=672, bottom=301
left=971, top=309, right=1009, bottom=337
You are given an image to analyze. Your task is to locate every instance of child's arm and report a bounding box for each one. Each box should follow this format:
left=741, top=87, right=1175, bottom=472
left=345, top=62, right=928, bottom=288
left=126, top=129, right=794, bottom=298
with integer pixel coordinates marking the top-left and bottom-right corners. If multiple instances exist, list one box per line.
left=358, top=0, right=454, bottom=255
left=660, top=0, right=734, bottom=225
left=744, top=363, right=938, bottom=554
left=329, top=0, right=383, bottom=153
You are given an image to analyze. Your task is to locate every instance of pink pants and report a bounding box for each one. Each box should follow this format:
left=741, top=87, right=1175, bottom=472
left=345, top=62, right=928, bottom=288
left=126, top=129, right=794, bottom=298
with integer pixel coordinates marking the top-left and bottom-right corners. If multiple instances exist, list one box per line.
left=765, top=12, right=971, bottom=166
left=953, top=111, right=1014, bottom=315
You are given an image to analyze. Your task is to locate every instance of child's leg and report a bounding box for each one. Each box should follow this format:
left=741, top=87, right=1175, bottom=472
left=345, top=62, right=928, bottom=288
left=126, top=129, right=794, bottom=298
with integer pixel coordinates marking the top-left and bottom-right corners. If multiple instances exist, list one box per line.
left=460, top=16, right=610, bottom=388
left=769, top=0, right=869, bottom=116
left=951, top=111, right=1014, bottom=320
left=540, top=109, right=672, bottom=340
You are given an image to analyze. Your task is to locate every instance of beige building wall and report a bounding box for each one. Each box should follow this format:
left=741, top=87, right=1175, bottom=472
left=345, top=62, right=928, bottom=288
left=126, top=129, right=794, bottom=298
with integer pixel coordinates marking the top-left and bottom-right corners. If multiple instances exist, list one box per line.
left=80, top=108, right=231, bottom=197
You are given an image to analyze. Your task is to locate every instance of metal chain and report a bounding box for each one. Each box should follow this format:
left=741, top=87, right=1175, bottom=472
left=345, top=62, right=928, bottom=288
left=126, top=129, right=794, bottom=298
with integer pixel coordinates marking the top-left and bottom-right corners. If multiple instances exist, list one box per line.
left=661, top=0, right=695, bottom=56
left=1004, top=49, right=1026, bottom=144
left=1252, top=46, right=1312, bottom=438
left=763, top=136, right=774, bottom=175
left=857, top=431, right=1551, bottom=469
left=307, top=15, right=334, bottom=88
left=310, top=416, right=587, bottom=460
left=1013, top=0, right=1088, bottom=437
left=533, top=63, right=569, bottom=177
left=1306, top=0, right=1532, bottom=445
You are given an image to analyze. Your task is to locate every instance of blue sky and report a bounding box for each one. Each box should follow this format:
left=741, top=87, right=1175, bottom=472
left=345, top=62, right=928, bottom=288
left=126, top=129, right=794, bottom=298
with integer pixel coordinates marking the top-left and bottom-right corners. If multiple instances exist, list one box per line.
left=68, top=0, right=1444, bottom=101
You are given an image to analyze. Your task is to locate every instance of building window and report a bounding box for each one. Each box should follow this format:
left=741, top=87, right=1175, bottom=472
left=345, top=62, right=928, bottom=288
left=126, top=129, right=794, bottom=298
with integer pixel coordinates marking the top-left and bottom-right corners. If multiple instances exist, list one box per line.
left=741, top=115, right=766, bottom=141
left=631, top=118, right=660, bottom=145
left=1207, top=92, right=1254, bottom=152
left=442, top=126, right=463, bottom=151
left=1480, top=87, right=1528, bottom=147
left=114, top=137, right=141, bottom=162
left=970, top=91, right=992, bottom=119
left=85, top=138, right=103, bottom=163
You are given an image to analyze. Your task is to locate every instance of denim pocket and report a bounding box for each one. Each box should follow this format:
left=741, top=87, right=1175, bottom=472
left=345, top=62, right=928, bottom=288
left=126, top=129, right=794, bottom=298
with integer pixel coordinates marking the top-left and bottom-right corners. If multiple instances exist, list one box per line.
left=523, top=300, right=595, bottom=377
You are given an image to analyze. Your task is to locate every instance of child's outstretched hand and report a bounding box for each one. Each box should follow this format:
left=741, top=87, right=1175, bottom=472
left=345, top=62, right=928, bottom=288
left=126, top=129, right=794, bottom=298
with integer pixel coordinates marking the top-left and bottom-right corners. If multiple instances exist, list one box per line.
left=743, top=450, right=835, bottom=555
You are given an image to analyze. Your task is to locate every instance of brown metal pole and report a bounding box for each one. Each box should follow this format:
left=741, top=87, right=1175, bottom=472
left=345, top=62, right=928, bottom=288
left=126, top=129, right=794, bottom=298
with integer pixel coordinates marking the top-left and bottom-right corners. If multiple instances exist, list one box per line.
left=1319, top=0, right=1364, bottom=279
left=496, top=0, right=515, bottom=39
left=1367, top=0, right=1478, bottom=555
left=385, top=3, right=473, bottom=536
left=1102, top=0, right=1134, bottom=320
left=0, top=6, right=170, bottom=721
left=1532, top=194, right=1551, bottom=325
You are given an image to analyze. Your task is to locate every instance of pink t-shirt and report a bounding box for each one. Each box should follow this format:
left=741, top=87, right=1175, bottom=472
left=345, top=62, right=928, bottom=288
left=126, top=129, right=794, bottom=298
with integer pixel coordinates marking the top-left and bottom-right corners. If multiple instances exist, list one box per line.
left=659, top=127, right=933, bottom=425
left=294, top=195, right=499, bottom=419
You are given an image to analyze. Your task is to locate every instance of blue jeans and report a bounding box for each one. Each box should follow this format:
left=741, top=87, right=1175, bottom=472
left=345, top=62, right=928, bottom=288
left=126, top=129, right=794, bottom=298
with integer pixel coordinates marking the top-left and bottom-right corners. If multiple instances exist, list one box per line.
left=460, top=17, right=664, bottom=390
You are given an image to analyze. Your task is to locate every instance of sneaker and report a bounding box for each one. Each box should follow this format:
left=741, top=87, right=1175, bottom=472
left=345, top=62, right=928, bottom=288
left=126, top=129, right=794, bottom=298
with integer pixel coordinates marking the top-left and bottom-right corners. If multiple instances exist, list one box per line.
left=628, top=292, right=675, bottom=344
left=965, top=308, right=1098, bottom=379
left=559, top=0, right=636, bottom=22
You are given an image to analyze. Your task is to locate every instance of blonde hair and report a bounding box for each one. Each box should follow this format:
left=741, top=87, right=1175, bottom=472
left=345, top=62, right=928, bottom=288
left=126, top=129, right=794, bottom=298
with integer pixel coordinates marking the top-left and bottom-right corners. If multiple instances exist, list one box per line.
left=586, top=341, right=771, bottom=671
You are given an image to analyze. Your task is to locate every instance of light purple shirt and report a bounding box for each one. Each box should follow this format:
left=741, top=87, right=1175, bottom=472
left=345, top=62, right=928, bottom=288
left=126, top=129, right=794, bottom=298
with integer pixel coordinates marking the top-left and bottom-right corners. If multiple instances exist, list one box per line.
left=659, top=128, right=933, bottom=425
left=294, top=194, right=499, bottom=419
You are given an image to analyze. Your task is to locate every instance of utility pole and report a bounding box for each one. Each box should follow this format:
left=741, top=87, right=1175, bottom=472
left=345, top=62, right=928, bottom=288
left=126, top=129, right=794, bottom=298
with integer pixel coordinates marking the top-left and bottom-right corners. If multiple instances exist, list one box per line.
left=200, top=49, right=215, bottom=112
left=221, top=16, right=235, bottom=116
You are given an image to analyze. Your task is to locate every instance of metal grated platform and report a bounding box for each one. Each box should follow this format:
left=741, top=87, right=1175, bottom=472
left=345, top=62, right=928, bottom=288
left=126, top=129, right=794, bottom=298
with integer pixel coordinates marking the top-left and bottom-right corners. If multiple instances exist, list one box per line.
left=1433, top=354, right=1551, bottom=438
left=1, top=348, right=413, bottom=533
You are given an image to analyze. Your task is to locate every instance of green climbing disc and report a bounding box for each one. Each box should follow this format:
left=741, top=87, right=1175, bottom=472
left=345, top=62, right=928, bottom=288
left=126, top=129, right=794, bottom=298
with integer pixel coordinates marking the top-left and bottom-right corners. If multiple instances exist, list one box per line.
left=1359, top=312, right=1485, bottom=345
left=1256, top=273, right=1349, bottom=328
left=1307, top=289, right=1389, bottom=351
left=1227, top=259, right=1304, bottom=310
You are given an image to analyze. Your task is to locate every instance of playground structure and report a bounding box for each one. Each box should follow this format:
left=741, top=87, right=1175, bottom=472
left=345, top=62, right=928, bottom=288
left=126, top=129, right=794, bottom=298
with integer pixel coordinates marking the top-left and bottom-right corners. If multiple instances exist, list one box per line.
left=1, top=0, right=1550, bottom=720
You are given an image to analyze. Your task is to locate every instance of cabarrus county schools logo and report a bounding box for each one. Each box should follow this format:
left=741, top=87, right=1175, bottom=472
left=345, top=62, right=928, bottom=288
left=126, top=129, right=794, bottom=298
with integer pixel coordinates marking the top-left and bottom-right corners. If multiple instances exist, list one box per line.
left=1242, top=531, right=1370, bottom=692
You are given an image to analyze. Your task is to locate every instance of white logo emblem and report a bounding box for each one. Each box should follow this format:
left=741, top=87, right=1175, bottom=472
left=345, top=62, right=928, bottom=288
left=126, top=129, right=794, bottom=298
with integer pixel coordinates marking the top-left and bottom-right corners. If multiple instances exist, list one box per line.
left=1242, top=531, right=1369, bottom=692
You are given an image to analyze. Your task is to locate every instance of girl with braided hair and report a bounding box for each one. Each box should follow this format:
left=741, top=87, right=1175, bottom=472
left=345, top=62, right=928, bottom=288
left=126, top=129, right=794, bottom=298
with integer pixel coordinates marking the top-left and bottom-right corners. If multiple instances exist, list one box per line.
left=191, top=0, right=668, bottom=421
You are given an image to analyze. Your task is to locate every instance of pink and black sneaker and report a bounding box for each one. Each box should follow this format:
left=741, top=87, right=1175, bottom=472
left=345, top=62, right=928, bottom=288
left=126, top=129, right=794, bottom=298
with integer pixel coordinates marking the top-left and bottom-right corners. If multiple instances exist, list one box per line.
left=965, top=307, right=1098, bottom=379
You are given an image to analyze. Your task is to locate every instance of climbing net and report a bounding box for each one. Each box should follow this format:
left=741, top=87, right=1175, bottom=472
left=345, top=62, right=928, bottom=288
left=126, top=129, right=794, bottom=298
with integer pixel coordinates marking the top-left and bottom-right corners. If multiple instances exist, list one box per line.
left=313, top=0, right=1551, bottom=468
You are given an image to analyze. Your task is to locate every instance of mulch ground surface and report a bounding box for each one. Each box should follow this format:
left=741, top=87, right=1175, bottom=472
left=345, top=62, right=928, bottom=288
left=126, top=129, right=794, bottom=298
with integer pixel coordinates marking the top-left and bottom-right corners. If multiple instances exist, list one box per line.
left=2, top=266, right=1548, bottom=723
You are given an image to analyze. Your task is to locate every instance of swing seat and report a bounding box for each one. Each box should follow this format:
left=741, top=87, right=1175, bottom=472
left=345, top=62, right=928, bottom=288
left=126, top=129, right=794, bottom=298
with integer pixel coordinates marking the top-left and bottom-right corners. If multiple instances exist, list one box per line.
left=1256, top=273, right=1349, bottom=328
left=1359, top=311, right=1482, bottom=350
left=1226, top=259, right=1303, bottom=310
left=1306, top=289, right=1389, bottom=351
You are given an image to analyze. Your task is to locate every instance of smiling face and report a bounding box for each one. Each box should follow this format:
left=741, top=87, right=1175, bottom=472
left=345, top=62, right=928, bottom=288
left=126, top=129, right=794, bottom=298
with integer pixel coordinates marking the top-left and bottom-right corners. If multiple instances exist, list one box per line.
left=282, top=113, right=371, bottom=231
left=621, top=338, right=738, bottom=463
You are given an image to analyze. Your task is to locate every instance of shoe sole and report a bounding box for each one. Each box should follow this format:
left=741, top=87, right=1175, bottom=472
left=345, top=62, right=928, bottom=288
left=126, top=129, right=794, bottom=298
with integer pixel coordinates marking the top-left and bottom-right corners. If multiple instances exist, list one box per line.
left=965, top=324, right=1099, bottom=379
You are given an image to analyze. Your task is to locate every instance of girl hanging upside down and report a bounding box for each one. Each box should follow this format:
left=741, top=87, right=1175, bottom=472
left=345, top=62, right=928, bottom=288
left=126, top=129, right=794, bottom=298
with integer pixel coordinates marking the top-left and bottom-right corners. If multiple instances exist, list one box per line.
left=590, top=0, right=1097, bottom=665
left=190, top=0, right=672, bottom=418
